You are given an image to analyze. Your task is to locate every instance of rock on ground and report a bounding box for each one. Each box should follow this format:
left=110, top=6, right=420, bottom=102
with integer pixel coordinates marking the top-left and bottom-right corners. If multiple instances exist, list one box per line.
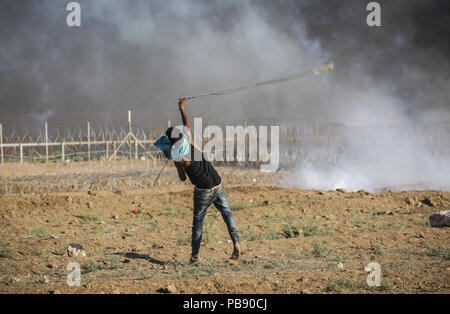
left=67, top=243, right=86, bottom=257
left=158, top=284, right=177, bottom=294
left=429, top=210, right=450, bottom=227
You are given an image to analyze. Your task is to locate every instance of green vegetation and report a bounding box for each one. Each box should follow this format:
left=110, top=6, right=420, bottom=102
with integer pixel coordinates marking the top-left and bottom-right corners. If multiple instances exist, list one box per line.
left=98, top=255, right=123, bottom=270
left=312, top=242, right=329, bottom=258
left=174, top=233, right=190, bottom=245
left=241, top=217, right=335, bottom=242
left=0, top=237, right=15, bottom=258
left=425, top=244, right=450, bottom=260
left=80, top=260, right=99, bottom=274
left=239, top=228, right=284, bottom=242
left=281, top=224, right=300, bottom=238
left=371, top=242, right=386, bottom=255
left=332, top=253, right=349, bottom=263
left=230, top=201, right=269, bottom=211
left=203, top=219, right=216, bottom=244
left=240, top=228, right=259, bottom=241
left=28, top=227, right=49, bottom=239
left=299, top=220, right=335, bottom=237
left=171, top=260, right=220, bottom=279
left=92, top=226, right=110, bottom=234
left=80, top=213, right=101, bottom=224
left=326, top=277, right=365, bottom=293
left=264, top=211, right=303, bottom=224
left=289, top=250, right=302, bottom=260
left=0, top=264, right=17, bottom=285
left=379, top=223, right=409, bottom=230
left=158, top=206, right=190, bottom=218
left=145, top=219, right=159, bottom=231
left=373, top=280, right=394, bottom=292
left=302, top=250, right=312, bottom=259
left=265, top=230, right=285, bottom=240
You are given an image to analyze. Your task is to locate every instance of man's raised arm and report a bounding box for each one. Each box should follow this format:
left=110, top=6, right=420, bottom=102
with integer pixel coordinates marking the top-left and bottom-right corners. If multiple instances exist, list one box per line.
left=178, top=98, right=190, bottom=129
left=178, top=97, right=201, bottom=149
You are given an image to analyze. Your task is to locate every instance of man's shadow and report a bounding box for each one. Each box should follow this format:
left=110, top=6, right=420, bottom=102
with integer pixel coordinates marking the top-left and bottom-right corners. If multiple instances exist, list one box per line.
left=111, top=252, right=166, bottom=266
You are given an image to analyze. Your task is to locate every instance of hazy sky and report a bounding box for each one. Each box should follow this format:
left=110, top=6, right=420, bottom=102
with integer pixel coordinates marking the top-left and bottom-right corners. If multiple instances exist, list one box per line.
left=0, top=0, right=449, bottom=130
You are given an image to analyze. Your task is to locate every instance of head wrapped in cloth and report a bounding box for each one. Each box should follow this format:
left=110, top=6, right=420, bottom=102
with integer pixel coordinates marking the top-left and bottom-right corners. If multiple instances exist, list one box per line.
left=154, top=127, right=190, bottom=161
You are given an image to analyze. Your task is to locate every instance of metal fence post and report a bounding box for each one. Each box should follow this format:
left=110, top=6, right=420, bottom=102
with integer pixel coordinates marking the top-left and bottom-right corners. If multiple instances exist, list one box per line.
left=62, top=140, right=65, bottom=162
left=0, top=123, right=3, bottom=164
left=87, top=121, right=91, bottom=162
left=135, top=139, right=138, bottom=160
left=128, top=110, right=132, bottom=134
left=128, top=111, right=132, bottom=159
left=45, top=122, right=49, bottom=163
left=315, top=120, right=320, bottom=138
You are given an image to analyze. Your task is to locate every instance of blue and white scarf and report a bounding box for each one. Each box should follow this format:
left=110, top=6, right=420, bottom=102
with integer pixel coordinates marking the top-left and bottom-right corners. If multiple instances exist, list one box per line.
left=154, top=135, right=190, bottom=161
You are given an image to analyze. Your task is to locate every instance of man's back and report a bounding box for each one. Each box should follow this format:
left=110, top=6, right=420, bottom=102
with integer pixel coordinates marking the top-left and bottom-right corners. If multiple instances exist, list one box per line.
left=184, top=145, right=221, bottom=189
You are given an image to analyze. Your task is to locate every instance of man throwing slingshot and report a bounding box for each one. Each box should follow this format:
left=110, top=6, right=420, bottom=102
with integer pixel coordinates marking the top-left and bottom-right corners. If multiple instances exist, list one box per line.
left=154, top=98, right=240, bottom=264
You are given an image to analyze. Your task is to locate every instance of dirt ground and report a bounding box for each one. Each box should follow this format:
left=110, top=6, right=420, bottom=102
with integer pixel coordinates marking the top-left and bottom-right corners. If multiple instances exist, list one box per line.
left=0, top=166, right=449, bottom=294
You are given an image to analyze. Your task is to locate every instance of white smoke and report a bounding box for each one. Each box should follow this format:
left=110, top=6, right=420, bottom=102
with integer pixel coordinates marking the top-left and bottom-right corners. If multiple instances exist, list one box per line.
left=290, top=121, right=450, bottom=192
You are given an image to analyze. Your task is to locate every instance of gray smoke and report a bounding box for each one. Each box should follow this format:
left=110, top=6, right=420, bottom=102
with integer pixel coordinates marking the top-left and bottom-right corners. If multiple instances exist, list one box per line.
left=1, top=1, right=448, bottom=123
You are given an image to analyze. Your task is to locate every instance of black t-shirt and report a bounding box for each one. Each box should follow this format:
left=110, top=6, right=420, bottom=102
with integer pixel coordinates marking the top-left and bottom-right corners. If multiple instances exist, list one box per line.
left=184, top=145, right=221, bottom=189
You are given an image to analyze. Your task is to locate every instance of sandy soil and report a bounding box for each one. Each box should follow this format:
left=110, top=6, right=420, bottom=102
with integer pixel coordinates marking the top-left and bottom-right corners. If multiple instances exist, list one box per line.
left=0, top=178, right=449, bottom=294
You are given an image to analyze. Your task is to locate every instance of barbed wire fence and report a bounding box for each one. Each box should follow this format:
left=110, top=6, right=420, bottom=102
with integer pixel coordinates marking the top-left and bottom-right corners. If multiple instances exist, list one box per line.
left=1, top=111, right=450, bottom=195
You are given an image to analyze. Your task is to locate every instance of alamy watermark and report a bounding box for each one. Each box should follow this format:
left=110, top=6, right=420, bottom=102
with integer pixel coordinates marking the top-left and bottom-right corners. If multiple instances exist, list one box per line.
left=66, top=1, right=381, bottom=28
left=365, top=262, right=382, bottom=287
left=169, top=118, right=279, bottom=172
left=366, top=2, right=381, bottom=27
left=66, top=262, right=81, bottom=287
left=66, top=2, right=81, bottom=27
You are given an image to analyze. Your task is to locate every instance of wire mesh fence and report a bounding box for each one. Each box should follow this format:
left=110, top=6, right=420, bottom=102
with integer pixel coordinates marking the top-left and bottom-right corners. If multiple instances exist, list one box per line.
left=0, top=159, right=292, bottom=195
left=1, top=112, right=450, bottom=195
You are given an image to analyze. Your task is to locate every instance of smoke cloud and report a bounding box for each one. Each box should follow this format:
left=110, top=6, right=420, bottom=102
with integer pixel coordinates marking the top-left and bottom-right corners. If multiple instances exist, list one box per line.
left=1, top=1, right=448, bottom=122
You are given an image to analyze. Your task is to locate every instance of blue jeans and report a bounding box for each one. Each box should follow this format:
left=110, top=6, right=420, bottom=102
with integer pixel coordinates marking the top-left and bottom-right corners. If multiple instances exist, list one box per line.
left=191, top=183, right=240, bottom=257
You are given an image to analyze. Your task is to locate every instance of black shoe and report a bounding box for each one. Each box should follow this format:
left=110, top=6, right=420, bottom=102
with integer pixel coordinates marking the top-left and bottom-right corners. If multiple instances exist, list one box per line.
left=230, top=243, right=241, bottom=260
left=189, top=255, right=200, bottom=264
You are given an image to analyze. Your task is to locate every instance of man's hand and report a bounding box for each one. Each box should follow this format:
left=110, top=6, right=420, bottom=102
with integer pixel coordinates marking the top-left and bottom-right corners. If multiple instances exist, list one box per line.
left=178, top=98, right=188, bottom=111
